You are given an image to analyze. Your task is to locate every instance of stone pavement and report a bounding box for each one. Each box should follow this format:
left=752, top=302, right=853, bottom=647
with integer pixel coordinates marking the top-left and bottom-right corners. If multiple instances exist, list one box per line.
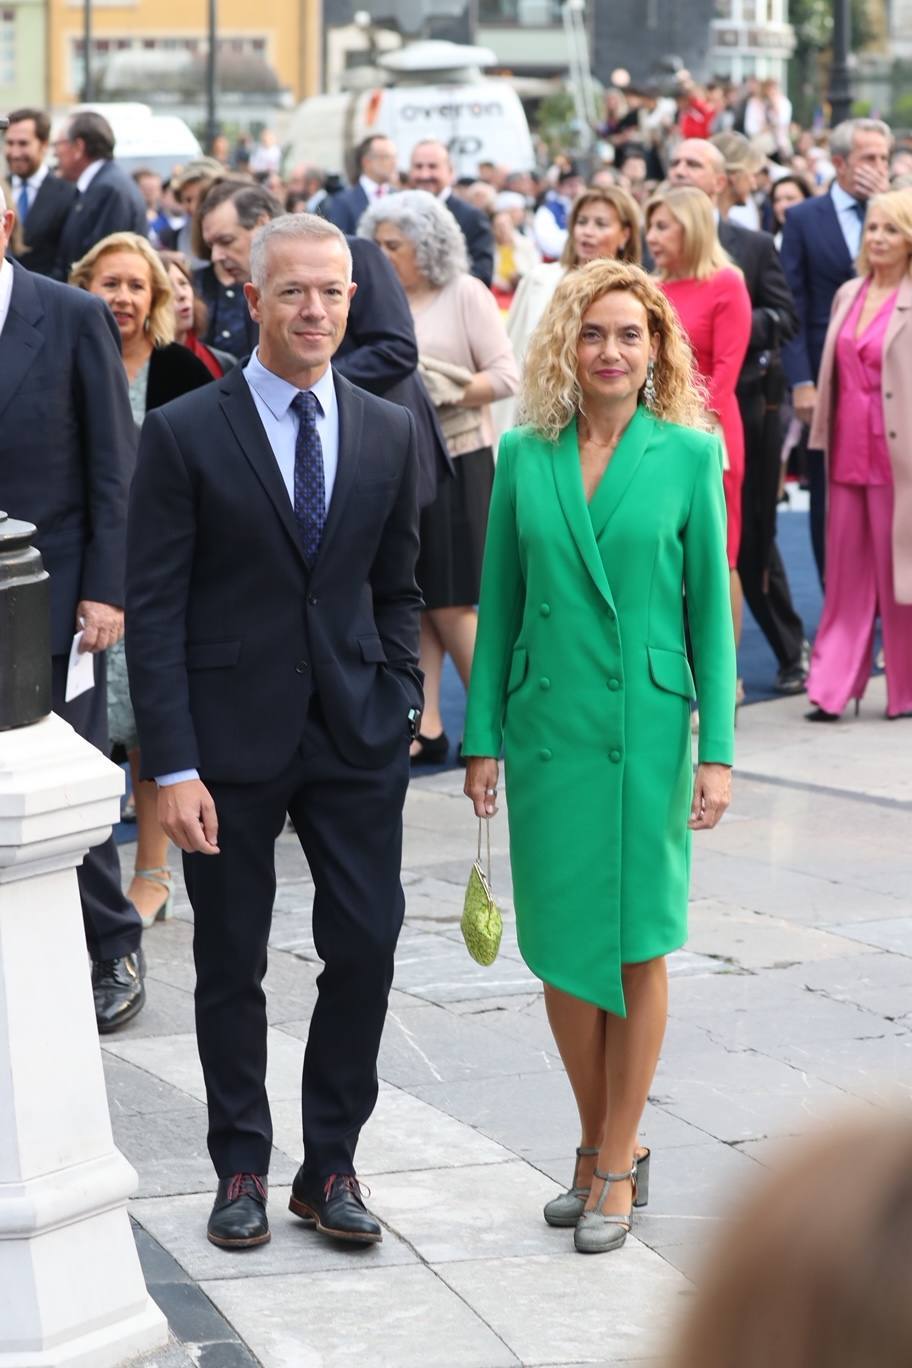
left=114, top=679, right=912, bottom=1368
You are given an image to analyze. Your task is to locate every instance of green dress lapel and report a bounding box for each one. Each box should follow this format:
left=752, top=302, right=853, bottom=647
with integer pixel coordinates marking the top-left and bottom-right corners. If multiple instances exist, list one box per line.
left=550, top=420, right=613, bottom=608
left=587, top=404, right=654, bottom=544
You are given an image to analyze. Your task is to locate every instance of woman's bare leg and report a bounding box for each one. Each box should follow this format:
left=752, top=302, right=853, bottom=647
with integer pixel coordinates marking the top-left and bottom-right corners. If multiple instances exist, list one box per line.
left=410, top=613, right=445, bottom=755
left=428, top=605, right=478, bottom=687
left=589, top=956, right=668, bottom=1217
left=544, top=983, right=607, bottom=1188
left=127, top=749, right=171, bottom=921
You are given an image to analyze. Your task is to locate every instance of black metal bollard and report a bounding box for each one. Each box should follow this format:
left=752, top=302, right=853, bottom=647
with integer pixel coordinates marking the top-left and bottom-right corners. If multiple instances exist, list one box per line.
left=0, top=510, right=51, bottom=731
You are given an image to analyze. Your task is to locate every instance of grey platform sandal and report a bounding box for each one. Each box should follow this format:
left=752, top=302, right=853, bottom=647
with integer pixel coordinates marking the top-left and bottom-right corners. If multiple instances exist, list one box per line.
left=573, top=1162, right=638, bottom=1254
left=543, top=1146, right=598, bottom=1227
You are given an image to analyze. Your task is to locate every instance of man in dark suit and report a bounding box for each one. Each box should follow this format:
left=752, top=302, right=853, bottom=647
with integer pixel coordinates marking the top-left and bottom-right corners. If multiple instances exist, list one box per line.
left=322, top=134, right=398, bottom=235
left=669, top=137, right=807, bottom=693
left=2, top=107, right=76, bottom=275
left=409, top=139, right=494, bottom=286
left=197, top=177, right=451, bottom=506
left=125, top=214, right=423, bottom=1251
left=0, top=187, right=145, bottom=1031
left=53, top=109, right=147, bottom=279
left=780, top=118, right=892, bottom=582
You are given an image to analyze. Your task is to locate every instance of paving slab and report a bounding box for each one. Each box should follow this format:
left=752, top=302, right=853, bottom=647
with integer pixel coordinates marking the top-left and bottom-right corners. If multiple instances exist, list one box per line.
left=201, top=1264, right=520, bottom=1367
left=437, top=1247, right=687, bottom=1365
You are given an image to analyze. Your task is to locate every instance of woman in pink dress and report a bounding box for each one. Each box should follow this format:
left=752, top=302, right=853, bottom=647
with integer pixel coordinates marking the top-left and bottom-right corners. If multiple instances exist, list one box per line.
left=646, top=187, right=752, bottom=669
left=806, top=189, right=912, bottom=721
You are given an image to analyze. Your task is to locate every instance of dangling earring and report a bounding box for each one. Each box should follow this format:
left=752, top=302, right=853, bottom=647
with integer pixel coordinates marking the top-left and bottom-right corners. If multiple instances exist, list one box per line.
left=643, top=359, right=657, bottom=410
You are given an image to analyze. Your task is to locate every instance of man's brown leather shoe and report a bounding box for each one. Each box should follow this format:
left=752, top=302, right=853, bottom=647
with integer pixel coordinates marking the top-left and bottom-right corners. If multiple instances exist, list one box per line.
left=207, top=1173, right=270, bottom=1248
left=288, top=1168, right=382, bottom=1244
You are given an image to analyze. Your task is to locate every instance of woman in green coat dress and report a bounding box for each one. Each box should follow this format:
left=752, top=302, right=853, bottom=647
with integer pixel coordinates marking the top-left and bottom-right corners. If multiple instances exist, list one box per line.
left=463, top=259, right=735, bottom=1254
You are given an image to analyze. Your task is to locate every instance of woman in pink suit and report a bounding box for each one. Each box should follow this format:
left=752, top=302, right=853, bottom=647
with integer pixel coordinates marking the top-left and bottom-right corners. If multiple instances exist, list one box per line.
left=646, top=186, right=753, bottom=675
left=806, top=189, right=912, bottom=721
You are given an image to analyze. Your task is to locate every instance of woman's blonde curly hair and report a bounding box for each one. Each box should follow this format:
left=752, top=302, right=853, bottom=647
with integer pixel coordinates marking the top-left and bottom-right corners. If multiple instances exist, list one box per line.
left=69, top=232, right=176, bottom=348
left=519, top=259, right=710, bottom=442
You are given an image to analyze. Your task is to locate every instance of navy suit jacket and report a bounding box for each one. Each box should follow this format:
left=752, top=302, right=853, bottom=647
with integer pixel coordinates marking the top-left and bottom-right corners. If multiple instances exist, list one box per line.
left=780, top=191, right=855, bottom=387
left=322, top=183, right=370, bottom=235
left=14, top=173, right=77, bottom=276
left=55, top=160, right=148, bottom=279
left=125, top=365, right=423, bottom=781
left=0, top=260, right=136, bottom=653
left=447, top=192, right=495, bottom=287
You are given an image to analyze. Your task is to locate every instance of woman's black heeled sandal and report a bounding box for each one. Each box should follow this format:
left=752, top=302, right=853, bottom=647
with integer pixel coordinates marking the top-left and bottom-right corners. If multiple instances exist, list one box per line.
left=410, top=731, right=450, bottom=765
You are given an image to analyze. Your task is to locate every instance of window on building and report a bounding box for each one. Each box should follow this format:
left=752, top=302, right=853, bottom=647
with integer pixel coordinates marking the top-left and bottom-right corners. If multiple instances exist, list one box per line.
left=477, top=0, right=562, bottom=23
left=0, top=9, right=15, bottom=87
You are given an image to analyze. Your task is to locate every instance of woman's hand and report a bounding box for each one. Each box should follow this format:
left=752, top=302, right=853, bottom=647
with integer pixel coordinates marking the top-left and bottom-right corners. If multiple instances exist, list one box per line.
left=464, top=756, right=500, bottom=818
left=688, top=763, right=731, bottom=830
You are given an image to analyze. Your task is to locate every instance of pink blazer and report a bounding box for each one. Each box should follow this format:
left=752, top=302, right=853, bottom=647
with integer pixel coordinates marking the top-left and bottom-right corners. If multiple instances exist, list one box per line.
left=810, top=274, right=912, bottom=603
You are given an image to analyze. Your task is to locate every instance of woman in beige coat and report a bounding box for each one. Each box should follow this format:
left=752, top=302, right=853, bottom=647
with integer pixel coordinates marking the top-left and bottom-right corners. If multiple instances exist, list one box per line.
left=806, top=188, right=912, bottom=720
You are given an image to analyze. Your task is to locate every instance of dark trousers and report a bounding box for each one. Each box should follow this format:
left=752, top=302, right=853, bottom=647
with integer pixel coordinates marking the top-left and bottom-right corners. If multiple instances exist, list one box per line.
left=182, top=699, right=410, bottom=1180
left=737, top=381, right=806, bottom=671
left=52, top=652, right=143, bottom=961
left=807, top=447, right=827, bottom=587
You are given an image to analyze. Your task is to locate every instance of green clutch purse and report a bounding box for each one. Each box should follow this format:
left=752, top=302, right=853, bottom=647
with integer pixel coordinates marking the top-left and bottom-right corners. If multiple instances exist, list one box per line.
left=461, top=818, right=502, bottom=967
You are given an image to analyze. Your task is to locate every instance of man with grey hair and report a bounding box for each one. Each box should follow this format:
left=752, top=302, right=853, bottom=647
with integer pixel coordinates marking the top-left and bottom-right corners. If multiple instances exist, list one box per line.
left=780, top=117, right=892, bottom=581
left=126, top=212, right=424, bottom=1253
left=53, top=108, right=147, bottom=278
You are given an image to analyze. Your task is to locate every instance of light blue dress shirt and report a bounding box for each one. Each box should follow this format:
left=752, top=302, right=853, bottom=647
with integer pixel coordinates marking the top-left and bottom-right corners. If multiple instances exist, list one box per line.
left=156, top=351, right=340, bottom=787
left=830, top=182, right=866, bottom=262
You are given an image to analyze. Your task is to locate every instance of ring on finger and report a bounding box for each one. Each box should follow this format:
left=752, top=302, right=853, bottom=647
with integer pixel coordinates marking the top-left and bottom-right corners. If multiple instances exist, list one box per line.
left=484, top=787, right=497, bottom=796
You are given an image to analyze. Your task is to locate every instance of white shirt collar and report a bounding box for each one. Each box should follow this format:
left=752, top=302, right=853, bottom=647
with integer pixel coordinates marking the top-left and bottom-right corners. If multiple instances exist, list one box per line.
left=438, top=185, right=452, bottom=203
left=359, top=173, right=383, bottom=198
left=76, top=159, right=106, bottom=194
left=12, top=164, right=49, bottom=192
left=0, top=258, right=15, bottom=339
left=244, top=347, right=336, bottom=422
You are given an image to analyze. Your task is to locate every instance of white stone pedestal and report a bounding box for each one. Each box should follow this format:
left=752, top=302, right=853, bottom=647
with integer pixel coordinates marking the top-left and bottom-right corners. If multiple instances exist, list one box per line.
left=0, top=713, right=168, bottom=1367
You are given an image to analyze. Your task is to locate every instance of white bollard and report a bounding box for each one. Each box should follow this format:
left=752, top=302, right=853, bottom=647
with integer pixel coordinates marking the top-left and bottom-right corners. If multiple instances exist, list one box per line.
left=0, top=711, right=168, bottom=1367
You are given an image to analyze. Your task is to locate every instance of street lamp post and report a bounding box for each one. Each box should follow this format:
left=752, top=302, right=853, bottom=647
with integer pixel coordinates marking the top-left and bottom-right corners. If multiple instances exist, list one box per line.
left=206, top=0, right=218, bottom=153
left=82, top=0, right=93, bottom=100
left=829, top=0, right=852, bottom=126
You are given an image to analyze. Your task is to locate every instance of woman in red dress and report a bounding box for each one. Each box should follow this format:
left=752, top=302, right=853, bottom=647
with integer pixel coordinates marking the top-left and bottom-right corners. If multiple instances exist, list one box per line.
left=646, top=185, right=753, bottom=675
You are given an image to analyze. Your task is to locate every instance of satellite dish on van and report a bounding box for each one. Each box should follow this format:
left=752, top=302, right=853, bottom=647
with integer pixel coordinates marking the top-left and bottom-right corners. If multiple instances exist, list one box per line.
left=378, top=41, right=498, bottom=75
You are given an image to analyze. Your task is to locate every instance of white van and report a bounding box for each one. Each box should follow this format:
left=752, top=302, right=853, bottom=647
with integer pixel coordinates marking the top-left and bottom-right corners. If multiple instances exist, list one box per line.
left=55, top=104, right=201, bottom=179
left=284, top=43, right=535, bottom=178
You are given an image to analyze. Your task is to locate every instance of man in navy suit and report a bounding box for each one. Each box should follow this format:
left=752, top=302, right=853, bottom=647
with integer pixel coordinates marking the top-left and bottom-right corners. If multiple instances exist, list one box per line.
left=408, top=139, right=494, bottom=286
left=126, top=214, right=423, bottom=1251
left=53, top=109, right=147, bottom=279
left=322, top=134, right=398, bottom=235
left=780, top=117, right=892, bottom=581
left=0, top=185, right=146, bottom=1032
left=3, top=107, right=76, bottom=275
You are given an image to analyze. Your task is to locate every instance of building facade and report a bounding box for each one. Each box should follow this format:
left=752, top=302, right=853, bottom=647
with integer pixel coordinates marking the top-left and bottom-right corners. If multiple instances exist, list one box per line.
left=1, top=0, right=48, bottom=110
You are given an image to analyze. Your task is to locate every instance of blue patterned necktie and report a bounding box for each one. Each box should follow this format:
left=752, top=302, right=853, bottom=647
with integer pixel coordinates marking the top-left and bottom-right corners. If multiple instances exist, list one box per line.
left=291, top=390, right=326, bottom=564
left=17, top=182, right=30, bottom=224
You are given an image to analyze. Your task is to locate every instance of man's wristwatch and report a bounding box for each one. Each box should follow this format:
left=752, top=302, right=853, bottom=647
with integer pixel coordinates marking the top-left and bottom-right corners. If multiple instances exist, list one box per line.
left=407, top=707, right=422, bottom=741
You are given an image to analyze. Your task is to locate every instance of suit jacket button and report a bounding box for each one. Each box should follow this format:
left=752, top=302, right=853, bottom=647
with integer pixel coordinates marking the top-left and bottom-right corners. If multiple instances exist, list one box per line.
left=885, top=391, right=892, bottom=399
left=539, top=677, right=551, bottom=691
left=608, top=677, right=620, bottom=691
left=539, top=748, right=552, bottom=762
left=609, top=748, right=622, bottom=763
left=539, top=602, right=551, bottom=617
left=295, top=661, right=309, bottom=674
left=889, top=431, right=897, bottom=439
left=307, top=594, right=318, bottom=605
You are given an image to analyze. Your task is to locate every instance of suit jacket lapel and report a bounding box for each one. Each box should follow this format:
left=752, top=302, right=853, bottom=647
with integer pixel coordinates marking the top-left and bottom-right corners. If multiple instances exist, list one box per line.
left=588, top=404, right=652, bottom=543
left=884, top=275, right=912, bottom=352
left=551, top=421, right=613, bottom=607
left=217, top=366, right=306, bottom=564
left=316, top=369, right=363, bottom=568
left=0, top=263, right=45, bottom=424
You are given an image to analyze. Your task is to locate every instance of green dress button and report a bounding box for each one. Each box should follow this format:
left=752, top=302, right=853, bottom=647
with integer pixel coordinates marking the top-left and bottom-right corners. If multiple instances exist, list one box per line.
left=539, top=677, right=551, bottom=691
left=539, top=602, right=551, bottom=617
left=540, top=748, right=552, bottom=762
left=609, top=749, right=622, bottom=763
left=608, top=678, right=620, bottom=691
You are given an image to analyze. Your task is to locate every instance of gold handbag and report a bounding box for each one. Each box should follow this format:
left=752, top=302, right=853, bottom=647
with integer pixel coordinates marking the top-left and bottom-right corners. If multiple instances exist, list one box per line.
left=461, top=818, right=502, bottom=966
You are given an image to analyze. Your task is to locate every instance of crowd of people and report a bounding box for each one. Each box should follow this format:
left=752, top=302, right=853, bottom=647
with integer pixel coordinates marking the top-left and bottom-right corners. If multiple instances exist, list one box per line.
left=2, top=86, right=911, bottom=1262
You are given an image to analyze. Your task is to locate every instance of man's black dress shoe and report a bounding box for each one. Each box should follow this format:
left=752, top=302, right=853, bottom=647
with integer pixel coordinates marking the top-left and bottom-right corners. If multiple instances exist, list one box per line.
left=207, top=1174, right=270, bottom=1249
left=92, top=948, right=146, bottom=1033
left=289, top=1168, right=382, bottom=1244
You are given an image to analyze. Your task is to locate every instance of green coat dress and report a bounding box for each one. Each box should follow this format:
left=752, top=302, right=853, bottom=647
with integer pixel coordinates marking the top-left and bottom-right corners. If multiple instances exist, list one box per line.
left=462, top=405, right=736, bottom=1016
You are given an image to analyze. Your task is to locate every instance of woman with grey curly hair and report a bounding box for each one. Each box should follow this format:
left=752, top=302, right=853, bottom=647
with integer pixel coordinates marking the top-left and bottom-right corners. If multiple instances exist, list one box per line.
left=359, top=189, right=519, bottom=765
